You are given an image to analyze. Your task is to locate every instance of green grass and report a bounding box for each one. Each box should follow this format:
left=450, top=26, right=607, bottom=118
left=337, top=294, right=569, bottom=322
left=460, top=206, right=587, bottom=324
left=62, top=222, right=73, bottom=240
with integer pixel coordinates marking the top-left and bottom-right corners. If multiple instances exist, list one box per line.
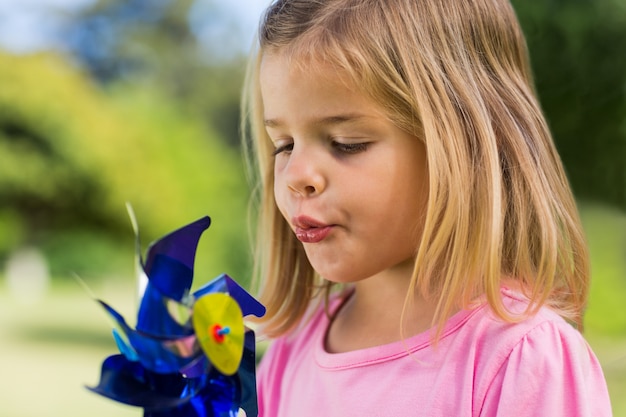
left=0, top=203, right=624, bottom=416
left=0, top=279, right=140, bottom=417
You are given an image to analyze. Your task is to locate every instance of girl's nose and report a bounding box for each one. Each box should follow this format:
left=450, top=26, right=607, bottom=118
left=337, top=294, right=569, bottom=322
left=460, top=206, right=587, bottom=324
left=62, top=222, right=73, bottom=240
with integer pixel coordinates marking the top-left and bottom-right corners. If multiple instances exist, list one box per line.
left=284, top=148, right=326, bottom=197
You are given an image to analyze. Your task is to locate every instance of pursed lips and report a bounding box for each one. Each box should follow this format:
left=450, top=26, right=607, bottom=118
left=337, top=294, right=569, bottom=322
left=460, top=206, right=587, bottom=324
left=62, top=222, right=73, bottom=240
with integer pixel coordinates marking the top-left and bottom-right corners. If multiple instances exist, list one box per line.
left=292, top=215, right=335, bottom=243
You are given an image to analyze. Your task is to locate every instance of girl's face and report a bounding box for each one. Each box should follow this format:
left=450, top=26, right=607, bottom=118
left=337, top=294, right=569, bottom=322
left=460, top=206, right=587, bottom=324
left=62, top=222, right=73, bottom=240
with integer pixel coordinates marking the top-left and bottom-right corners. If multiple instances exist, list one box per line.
left=260, top=52, right=429, bottom=284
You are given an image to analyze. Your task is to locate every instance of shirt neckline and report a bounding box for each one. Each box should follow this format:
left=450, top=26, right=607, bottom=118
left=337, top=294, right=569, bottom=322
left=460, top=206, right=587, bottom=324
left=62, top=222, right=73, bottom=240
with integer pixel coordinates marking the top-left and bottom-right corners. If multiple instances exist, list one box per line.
left=314, top=293, right=484, bottom=370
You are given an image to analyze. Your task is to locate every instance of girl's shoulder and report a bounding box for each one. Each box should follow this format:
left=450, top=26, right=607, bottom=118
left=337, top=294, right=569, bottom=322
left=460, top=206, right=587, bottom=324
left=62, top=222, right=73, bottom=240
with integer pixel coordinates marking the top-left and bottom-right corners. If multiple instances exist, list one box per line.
left=453, top=287, right=592, bottom=370
left=464, top=288, right=611, bottom=416
left=471, top=287, right=583, bottom=344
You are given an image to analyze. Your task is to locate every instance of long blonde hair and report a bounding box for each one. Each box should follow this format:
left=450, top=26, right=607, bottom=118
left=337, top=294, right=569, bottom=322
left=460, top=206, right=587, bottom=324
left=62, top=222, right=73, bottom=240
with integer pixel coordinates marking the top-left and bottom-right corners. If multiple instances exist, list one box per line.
left=242, top=0, right=589, bottom=338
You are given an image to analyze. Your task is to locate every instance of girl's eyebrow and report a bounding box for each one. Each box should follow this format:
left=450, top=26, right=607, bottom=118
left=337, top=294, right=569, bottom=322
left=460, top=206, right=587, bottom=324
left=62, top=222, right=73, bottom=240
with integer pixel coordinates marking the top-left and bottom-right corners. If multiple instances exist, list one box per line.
left=264, top=113, right=369, bottom=129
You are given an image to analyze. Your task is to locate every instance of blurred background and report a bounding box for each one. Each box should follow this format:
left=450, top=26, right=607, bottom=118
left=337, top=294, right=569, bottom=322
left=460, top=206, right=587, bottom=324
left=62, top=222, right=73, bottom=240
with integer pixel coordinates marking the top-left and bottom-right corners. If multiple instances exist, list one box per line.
left=0, top=0, right=624, bottom=415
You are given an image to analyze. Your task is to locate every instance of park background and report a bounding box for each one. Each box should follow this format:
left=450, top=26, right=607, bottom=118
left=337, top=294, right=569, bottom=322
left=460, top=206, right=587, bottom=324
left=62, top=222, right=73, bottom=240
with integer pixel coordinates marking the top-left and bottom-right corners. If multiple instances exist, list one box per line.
left=0, top=0, right=624, bottom=415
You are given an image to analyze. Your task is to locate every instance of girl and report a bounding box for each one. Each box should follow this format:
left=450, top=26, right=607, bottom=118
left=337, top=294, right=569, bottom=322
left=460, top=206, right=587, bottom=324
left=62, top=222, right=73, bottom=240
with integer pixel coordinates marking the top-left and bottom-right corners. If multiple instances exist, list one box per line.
left=242, top=0, right=612, bottom=415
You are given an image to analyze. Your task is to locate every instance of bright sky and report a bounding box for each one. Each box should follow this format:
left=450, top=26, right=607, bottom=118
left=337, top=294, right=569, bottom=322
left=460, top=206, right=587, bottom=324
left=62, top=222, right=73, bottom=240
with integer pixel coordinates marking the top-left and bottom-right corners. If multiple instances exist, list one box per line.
left=0, top=0, right=270, bottom=53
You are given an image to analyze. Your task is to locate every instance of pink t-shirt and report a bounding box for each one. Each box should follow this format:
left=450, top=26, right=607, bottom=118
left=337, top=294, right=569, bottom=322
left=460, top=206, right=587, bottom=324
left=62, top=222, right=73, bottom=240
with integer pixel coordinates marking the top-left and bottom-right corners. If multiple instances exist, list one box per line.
left=256, top=289, right=611, bottom=416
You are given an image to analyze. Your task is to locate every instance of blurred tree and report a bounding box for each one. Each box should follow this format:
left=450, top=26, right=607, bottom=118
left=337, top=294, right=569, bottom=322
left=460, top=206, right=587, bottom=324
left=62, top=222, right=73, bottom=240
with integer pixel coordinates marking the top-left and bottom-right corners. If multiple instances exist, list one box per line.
left=62, top=0, right=247, bottom=147
left=512, top=0, right=626, bottom=210
left=64, top=0, right=196, bottom=82
left=0, top=51, right=251, bottom=284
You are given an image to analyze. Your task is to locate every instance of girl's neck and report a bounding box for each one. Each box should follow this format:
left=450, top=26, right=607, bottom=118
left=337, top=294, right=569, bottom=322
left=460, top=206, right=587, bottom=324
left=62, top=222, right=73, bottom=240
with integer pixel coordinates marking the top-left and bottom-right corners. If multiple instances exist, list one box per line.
left=325, top=261, right=439, bottom=353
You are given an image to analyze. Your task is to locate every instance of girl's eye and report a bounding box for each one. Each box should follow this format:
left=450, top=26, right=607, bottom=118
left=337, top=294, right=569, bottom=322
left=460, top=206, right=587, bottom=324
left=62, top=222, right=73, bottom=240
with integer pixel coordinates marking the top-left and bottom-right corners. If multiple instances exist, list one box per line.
left=332, top=141, right=370, bottom=154
left=271, top=143, right=293, bottom=156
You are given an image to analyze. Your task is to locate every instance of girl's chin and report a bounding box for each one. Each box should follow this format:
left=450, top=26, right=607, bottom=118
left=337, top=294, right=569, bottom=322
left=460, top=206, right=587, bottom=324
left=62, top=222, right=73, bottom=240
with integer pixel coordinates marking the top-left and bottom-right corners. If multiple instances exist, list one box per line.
left=311, top=268, right=364, bottom=285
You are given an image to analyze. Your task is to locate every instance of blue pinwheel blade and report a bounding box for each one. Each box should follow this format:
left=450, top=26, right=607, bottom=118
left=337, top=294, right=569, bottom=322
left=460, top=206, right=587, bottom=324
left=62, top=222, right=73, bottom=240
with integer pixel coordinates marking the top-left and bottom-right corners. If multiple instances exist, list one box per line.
left=188, top=372, right=241, bottom=417
left=87, top=354, right=203, bottom=409
left=137, top=284, right=194, bottom=337
left=193, top=274, right=266, bottom=319
left=137, top=216, right=211, bottom=336
left=98, top=300, right=203, bottom=374
left=143, top=216, right=211, bottom=288
left=142, top=370, right=241, bottom=417
left=89, top=355, right=241, bottom=416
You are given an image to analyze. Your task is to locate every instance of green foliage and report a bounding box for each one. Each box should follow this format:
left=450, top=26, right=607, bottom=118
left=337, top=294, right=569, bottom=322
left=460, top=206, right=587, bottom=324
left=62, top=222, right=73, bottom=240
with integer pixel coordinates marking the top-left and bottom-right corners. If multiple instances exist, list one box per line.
left=0, top=51, right=251, bottom=286
left=581, top=203, right=626, bottom=336
left=41, top=230, right=132, bottom=280
left=0, top=209, right=25, bottom=254
left=512, top=0, right=626, bottom=210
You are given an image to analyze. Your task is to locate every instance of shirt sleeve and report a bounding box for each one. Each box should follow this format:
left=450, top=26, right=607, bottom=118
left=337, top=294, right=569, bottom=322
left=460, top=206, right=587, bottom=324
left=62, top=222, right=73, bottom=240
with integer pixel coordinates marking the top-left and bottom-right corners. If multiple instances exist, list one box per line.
left=256, top=338, right=289, bottom=417
left=480, top=320, right=612, bottom=417
left=256, top=341, right=274, bottom=417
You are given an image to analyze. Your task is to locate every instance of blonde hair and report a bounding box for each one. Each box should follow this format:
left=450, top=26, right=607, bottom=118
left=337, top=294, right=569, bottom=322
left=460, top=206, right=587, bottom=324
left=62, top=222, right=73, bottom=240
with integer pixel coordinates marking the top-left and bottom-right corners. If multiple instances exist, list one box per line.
left=242, top=0, right=589, bottom=338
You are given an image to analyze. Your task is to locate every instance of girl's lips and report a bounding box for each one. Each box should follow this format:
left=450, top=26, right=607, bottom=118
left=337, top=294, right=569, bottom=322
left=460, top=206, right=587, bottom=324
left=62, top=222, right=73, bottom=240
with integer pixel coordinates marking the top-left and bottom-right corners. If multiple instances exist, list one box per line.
left=295, top=225, right=333, bottom=243
left=292, top=216, right=334, bottom=243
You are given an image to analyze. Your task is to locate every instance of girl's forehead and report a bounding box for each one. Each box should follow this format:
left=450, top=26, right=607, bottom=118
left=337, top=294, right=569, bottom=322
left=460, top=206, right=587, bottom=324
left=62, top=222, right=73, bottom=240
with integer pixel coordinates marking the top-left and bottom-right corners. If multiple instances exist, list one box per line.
left=260, top=49, right=357, bottom=93
left=258, top=45, right=416, bottom=136
left=262, top=53, right=354, bottom=98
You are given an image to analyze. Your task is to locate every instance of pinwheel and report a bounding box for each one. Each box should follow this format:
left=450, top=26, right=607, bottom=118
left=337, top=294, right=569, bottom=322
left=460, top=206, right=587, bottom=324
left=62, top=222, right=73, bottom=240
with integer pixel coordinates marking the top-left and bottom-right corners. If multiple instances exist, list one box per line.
left=87, top=211, right=265, bottom=417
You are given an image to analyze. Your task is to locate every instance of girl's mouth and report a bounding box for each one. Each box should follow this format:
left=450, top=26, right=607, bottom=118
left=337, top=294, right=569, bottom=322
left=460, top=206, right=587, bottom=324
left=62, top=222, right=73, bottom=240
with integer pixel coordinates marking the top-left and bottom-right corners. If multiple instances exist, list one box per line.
left=294, top=226, right=333, bottom=243
left=292, top=216, right=334, bottom=243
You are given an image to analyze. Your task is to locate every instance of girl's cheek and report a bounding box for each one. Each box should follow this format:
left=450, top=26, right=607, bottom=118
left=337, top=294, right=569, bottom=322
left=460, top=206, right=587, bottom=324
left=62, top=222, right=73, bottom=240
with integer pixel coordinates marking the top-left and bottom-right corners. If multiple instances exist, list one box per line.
left=273, top=186, right=288, bottom=216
